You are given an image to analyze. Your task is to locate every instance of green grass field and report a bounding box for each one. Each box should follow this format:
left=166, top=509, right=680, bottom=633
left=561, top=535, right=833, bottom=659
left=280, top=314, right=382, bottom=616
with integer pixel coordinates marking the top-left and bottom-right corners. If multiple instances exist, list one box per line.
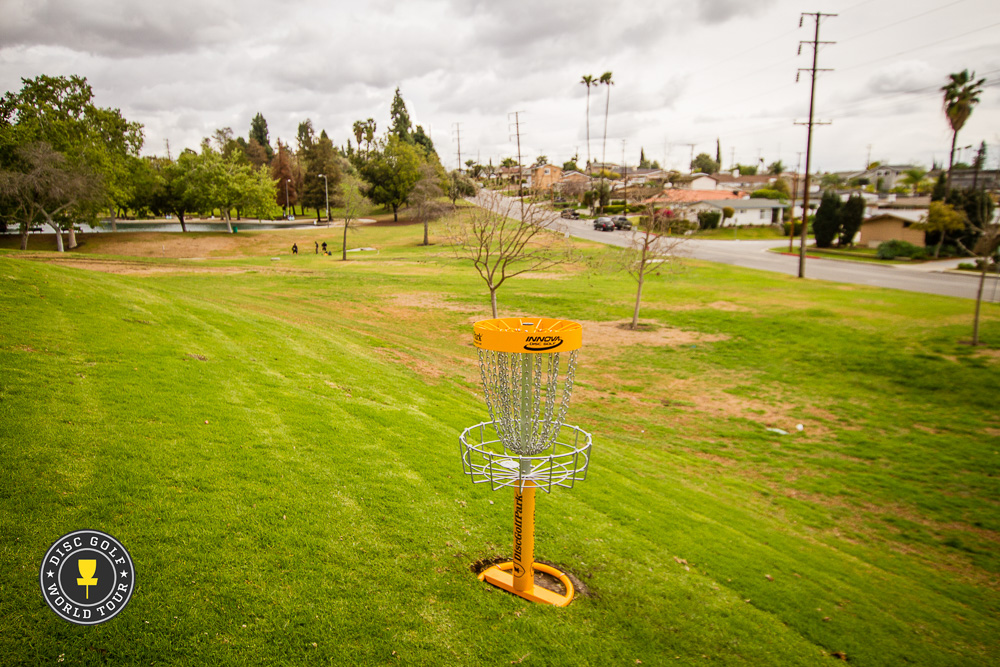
left=1, top=218, right=998, bottom=665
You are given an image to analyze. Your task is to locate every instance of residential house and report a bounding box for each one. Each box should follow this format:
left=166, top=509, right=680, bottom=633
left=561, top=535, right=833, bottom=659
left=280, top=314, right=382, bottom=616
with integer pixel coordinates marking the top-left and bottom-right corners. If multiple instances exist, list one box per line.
left=526, top=164, right=563, bottom=191
left=948, top=169, right=1000, bottom=192
left=673, top=173, right=721, bottom=190
left=858, top=210, right=925, bottom=248
left=699, top=199, right=787, bottom=226
left=713, top=172, right=781, bottom=192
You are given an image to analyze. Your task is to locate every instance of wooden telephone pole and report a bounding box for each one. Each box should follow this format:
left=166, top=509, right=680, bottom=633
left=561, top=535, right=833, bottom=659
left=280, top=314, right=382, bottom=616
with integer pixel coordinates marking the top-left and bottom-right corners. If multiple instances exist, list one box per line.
left=796, top=11, right=836, bottom=278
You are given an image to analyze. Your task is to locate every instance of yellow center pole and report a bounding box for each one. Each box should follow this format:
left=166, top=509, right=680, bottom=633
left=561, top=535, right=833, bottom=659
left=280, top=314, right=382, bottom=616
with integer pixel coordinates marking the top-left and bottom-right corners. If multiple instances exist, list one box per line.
left=512, top=485, right=536, bottom=592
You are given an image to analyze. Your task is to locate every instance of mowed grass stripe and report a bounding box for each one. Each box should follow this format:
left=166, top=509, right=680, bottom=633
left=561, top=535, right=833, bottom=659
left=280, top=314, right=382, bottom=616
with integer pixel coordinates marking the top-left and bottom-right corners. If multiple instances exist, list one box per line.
left=1, top=241, right=998, bottom=666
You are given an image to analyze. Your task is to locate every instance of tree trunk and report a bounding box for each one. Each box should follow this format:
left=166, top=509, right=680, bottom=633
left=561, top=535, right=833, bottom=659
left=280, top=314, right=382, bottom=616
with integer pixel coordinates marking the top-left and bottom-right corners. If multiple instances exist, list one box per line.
left=67, top=226, right=77, bottom=249
left=423, top=220, right=429, bottom=246
left=490, top=287, right=498, bottom=318
left=972, top=261, right=988, bottom=345
left=935, top=237, right=943, bottom=259
left=110, top=207, right=118, bottom=232
left=947, top=129, right=958, bottom=193
left=45, top=220, right=65, bottom=252
left=179, top=212, right=187, bottom=233
left=631, top=269, right=645, bottom=330
left=392, top=204, right=398, bottom=222
left=225, top=209, right=234, bottom=234
left=342, top=220, right=349, bottom=260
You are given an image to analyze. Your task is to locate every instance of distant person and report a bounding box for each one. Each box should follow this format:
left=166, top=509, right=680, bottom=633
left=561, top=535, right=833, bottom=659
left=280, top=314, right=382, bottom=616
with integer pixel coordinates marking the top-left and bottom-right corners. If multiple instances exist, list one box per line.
left=322, top=241, right=328, bottom=253
left=314, top=241, right=319, bottom=254
left=292, top=243, right=298, bottom=255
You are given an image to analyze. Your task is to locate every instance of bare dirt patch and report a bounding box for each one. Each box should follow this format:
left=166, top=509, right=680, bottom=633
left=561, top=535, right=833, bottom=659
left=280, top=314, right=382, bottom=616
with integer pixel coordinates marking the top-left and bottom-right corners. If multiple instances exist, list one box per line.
left=389, top=292, right=486, bottom=314
left=578, top=319, right=729, bottom=352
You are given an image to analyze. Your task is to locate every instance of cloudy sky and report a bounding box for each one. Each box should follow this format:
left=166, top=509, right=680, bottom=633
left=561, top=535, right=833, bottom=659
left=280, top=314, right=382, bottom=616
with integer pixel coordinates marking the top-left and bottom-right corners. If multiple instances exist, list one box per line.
left=2, top=0, right=998, bottom=173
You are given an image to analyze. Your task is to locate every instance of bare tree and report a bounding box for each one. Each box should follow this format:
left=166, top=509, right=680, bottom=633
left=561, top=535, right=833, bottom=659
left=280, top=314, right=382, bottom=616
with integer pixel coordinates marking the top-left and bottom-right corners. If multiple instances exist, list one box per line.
left=0, top=143, right=100, bottom=252
left=448, top=190, right=572, bottom=317
left=621, top=204, right=691, bottom=330
left=340, top=175, right=371, bottom=261
left=410, top=164, right=449, bottom=246
left=970, top=223, right=1000, bottom=346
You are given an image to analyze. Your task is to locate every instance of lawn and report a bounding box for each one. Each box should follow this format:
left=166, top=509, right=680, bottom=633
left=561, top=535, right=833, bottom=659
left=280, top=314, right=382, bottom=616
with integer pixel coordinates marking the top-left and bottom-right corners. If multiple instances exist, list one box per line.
left=1, top=218, right=998, bottom=665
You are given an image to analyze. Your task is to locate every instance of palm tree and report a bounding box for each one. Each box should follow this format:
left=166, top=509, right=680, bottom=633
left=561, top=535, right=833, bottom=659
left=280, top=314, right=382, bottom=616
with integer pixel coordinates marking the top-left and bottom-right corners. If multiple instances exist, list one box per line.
left=942, top=70, right=985, bottom=190
left=900, top=167, right=928, bottom=196
left=580, top=75, right=595, bottom=174
left=599, top=71, right=614, bottom=174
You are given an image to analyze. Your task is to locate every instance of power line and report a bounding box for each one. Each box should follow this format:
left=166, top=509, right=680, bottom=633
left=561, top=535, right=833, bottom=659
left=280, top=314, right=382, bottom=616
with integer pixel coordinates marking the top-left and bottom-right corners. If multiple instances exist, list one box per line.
left=839, top=19, right=1000, bottom=73
left=837, top=0, right=967, bottom=44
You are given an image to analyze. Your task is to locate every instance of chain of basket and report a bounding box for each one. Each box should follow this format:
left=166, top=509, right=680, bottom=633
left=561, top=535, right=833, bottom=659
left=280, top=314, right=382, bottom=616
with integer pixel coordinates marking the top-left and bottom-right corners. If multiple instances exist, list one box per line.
left=477, top=349, right=578, bottom=455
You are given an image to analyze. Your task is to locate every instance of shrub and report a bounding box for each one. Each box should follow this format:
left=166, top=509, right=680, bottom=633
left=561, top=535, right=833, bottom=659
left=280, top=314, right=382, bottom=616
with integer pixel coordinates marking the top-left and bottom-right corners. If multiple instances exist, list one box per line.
left=783, top=219, right=804, bottom=236
left=876, top=240, right=926, bottom=260
left=697, top=210, right=721, bottom=230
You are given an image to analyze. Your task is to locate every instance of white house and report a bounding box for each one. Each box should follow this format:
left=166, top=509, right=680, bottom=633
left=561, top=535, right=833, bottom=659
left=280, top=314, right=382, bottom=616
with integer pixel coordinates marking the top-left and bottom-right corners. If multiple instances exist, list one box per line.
left=700, top=199, right=787, bottom=226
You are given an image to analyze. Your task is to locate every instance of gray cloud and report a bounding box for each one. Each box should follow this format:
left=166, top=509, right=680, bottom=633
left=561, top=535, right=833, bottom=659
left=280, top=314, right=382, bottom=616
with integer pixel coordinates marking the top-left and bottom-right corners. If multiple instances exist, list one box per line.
left=697, top=0, right=776, bottom=25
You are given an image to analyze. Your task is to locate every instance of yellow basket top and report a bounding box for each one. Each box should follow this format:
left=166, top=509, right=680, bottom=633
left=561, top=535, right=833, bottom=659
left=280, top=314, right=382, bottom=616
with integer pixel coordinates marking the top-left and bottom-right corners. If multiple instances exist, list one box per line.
left=473, top=317, right=582, bottom=354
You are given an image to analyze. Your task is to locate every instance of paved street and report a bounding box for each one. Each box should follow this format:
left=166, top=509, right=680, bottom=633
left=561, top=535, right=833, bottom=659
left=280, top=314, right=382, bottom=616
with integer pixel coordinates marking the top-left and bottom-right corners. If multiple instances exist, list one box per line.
left=473, top=191, right=1000, bottom=303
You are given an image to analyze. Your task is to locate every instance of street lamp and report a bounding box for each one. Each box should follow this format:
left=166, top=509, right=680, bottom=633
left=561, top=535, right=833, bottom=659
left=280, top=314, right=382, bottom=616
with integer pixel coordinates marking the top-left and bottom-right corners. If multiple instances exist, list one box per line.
left=318, top=173, right=329, bottom=224
left=284, top=178, right=291, bottom=220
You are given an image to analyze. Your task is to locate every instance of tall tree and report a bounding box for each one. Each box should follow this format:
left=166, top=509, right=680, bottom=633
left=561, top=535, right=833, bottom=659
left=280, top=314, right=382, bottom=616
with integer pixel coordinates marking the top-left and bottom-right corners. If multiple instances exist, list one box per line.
left=413, top=125, right=435, bottom=155
left=839, top=193, right=865, bottom=246
left=599, top=71, right=614, bottom=173
left=942, top=70, right=985, bottom=190
left=249, top=113, right=274, bottom=162
left=302, top=132, right=340, bottom=221
left=389, top=87, right=412, bottom=143
left=768, top=160, right=785, bottom=175
left=812, top=190, right=842, bottom=248
left=270, top=140, right=297, bottom=216
left=580, top=74, right=595, bottom=173
left=359, top=135, right=422, bottom=221
left=0, top=74, right=143, bottom=249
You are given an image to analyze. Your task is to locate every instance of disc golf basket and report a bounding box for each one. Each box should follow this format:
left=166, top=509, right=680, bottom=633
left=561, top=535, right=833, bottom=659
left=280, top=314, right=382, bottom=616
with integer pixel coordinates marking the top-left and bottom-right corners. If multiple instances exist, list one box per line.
left=459, top=317, right=592, bottom=607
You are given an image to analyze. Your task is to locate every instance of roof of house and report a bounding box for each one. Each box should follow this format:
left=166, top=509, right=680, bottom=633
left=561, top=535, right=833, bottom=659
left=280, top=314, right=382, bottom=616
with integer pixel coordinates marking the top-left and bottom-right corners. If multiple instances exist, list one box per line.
left=863, top=210, right=925, bottom=225
left=878, top=196, right=931, bottom=209
left=713, top=173, right=778, bottom=186
left=701, top=198, right=787, bottom=210
left=646, top=189, right=744, bottom=204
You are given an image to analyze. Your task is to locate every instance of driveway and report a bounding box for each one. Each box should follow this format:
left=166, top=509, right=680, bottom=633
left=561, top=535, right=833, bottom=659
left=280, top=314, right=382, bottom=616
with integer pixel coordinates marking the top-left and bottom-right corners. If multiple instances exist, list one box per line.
left=471, top=191, right=998, bottom=303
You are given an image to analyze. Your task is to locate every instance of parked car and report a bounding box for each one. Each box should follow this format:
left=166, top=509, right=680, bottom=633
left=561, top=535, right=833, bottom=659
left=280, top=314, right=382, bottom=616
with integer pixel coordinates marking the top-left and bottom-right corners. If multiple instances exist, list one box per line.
left=593, top=217, right=615, bottom=231
left=612, top=215, right=632, bottom=230
left=560, top=209, right=580, bottom=219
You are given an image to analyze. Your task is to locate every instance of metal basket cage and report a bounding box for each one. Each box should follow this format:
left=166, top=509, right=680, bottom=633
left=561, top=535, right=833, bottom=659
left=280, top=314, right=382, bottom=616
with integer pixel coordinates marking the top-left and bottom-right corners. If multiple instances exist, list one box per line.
left=459, top=420, right=591, bottom=493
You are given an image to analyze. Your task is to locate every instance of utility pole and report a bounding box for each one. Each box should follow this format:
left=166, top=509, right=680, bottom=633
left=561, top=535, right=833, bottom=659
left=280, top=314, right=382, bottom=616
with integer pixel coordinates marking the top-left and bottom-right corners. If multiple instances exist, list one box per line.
left=730, top=147, right=736, bottom=173
left=866, top=144, right=872, bottom=170
left=789, top=152, right=803, bottom=252
left=622, top=139, right=628, bottom=213
left=795, top=11, right=836, bottom=278
left=686, top=143, right=696, bottom=173
left=453, top=122, right=463, bottom=172
left=509, top=111, right=526, bottom=219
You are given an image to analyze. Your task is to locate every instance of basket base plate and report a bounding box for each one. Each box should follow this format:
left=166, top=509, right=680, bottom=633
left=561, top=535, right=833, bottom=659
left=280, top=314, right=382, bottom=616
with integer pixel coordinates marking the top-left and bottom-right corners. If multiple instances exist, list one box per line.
left=478, top=562, right=575, bottom=607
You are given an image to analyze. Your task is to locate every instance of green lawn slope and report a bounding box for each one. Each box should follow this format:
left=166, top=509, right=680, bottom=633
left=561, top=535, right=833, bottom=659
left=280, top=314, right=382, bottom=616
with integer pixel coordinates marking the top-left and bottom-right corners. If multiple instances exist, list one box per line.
left=1, top=224, right=998, bottom=665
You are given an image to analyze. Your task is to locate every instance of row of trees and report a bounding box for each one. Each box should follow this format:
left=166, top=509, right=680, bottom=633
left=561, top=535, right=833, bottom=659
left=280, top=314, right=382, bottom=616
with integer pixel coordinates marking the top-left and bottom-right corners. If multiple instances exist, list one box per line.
left=0, top=75, right=144, bottom=250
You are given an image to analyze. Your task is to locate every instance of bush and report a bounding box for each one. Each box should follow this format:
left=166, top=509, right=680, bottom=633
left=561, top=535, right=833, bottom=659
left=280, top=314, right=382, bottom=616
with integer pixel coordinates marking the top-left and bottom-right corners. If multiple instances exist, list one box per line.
left=697, top=210, right=722, bottom=230
left=876, top=240, right=926, bottom=260
left=783, top=219, right=804, bottom=237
